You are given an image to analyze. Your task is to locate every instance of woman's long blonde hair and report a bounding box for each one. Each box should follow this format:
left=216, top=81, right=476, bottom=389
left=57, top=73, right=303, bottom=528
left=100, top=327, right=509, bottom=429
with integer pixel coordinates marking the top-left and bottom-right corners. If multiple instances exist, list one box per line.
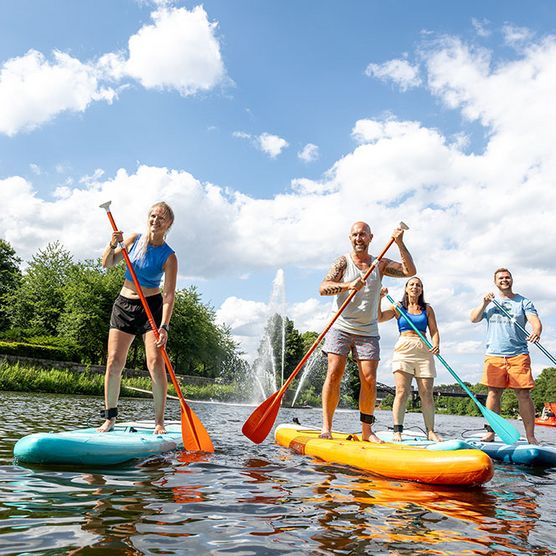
left=135, top=201, right=175, bottom=260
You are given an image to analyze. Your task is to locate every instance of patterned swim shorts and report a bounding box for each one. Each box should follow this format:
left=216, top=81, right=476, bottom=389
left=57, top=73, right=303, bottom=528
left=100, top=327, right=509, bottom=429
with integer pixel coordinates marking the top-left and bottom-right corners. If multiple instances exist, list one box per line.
left=322, top=327, right=380, bottom=361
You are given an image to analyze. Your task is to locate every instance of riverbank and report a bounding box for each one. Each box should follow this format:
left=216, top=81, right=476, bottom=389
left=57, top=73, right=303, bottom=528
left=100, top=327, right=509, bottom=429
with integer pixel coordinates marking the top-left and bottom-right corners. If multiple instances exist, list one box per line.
left=0, top=360, right=243, bottom=402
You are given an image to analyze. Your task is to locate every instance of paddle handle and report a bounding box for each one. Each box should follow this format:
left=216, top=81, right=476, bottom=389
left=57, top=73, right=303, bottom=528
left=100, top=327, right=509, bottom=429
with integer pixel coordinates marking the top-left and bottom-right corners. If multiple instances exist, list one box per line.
left=491, top=299, right=556, bottom=366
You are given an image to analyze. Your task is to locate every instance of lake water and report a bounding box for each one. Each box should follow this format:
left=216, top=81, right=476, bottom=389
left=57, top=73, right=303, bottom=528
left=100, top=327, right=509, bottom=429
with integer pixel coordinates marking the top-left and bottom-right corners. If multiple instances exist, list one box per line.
left=0, top=390, right=555, bottom=555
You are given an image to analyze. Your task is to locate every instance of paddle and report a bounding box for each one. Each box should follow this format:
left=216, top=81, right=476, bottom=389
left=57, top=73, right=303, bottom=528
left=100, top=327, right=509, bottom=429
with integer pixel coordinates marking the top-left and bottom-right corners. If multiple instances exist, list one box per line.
left=242, top=222, right=409, bottom=444
left=491, top=298, right=556, bottom=366
left=385, top=294, right=521, bottom=444
left=100, top=201, right=214, bottom=452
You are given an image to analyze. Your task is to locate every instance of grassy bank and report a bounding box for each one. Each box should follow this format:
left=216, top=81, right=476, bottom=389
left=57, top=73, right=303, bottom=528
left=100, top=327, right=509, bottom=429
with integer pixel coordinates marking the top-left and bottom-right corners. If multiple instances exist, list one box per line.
left=0, top=360, right=243, bottom=402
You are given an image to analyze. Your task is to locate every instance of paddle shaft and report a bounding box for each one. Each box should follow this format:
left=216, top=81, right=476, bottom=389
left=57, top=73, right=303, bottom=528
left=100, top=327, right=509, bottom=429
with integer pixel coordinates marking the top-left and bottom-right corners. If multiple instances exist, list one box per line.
left=491, top=299, right=556, bottom=366
left=254, top=234, right=402, bottom=428
left=102, top=206, right=213, bottom=451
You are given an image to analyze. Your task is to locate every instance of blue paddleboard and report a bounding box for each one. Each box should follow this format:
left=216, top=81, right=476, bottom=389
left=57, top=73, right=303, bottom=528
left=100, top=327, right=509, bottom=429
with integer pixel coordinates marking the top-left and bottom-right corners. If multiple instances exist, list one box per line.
left=376, top=430, right=556, bottom=467
left=14, top=421, right=183, bottom=466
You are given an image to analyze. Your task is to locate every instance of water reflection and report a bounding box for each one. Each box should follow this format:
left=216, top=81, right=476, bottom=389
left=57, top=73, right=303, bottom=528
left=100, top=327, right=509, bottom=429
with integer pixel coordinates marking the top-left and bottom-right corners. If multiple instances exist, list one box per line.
left=0, top=392, right=554, bottom=555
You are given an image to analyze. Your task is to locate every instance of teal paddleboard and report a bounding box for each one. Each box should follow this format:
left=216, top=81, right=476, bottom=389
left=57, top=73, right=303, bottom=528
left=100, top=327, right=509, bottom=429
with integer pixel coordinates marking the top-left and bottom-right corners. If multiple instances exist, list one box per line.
left=376, top=430, right=556, bottom=467
left=14, top=421, right=183, bottom=466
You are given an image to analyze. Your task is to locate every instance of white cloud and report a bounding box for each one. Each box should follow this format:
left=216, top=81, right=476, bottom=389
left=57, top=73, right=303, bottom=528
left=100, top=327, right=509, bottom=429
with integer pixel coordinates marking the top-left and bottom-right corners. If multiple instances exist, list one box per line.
left=471, top=18, right=491, bottom=38
left=502, top=24, right=534, bottom=46
left=2, top=30, right=556, bottom=375
left=233, top=131, right=289, bottom=158
left=257, top=132, right=289, bottom=158
left=365, top=58, right=422, bottom=91
left=0, top=5, right=226, bottom=135
left=29, top=164, right=41, bottom=176
left=124, top=5, right=226, bottom=95
left=0, top=49, right=116, bottom=136
left=298, top=143, right=320, bottom=163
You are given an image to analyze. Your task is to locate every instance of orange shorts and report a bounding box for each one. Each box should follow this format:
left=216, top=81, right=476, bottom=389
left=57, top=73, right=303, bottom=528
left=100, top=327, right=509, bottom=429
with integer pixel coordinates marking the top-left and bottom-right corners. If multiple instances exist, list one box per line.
left=481, top=354, right=534, bottom=390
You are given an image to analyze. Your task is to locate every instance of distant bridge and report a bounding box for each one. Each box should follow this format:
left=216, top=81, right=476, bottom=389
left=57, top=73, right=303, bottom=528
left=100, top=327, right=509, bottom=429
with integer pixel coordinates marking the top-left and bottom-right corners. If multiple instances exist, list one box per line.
left=376, top=382, right=486, bottom=405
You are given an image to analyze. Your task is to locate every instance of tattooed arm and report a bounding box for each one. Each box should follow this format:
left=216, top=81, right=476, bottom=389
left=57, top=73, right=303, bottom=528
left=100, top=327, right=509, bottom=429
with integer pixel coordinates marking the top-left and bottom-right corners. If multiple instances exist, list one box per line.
left=380, top=228, right=416, bottom=278
left=320, top=256, right=364, bottom=296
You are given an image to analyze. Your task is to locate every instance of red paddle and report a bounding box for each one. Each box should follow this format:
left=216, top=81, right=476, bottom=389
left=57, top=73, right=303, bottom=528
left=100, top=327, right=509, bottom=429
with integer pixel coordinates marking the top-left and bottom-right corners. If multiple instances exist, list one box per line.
left=242, top=222, right=409, bottom=444
left=100, top=201, right=214, bottom=452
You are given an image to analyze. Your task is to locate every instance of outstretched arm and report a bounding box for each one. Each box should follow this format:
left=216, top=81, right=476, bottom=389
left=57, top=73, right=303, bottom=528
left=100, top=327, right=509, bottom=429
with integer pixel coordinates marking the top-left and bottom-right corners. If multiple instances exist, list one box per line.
left=426, top=305, right=440, bottom=354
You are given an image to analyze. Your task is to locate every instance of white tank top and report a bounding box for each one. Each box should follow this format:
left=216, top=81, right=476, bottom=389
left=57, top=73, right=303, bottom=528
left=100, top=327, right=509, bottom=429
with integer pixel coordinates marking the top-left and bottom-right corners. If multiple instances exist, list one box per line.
left=330, top=253, right=381, bottom=336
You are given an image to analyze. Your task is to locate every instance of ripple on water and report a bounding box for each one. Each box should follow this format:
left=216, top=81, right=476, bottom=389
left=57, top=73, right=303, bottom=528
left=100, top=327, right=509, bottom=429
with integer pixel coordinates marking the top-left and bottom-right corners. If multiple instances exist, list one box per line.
left=0, top=392, right=555, bottom=554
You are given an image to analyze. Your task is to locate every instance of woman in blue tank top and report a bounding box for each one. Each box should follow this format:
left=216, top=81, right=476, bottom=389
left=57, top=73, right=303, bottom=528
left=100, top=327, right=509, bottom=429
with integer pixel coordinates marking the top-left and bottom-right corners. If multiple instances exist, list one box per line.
left=97, top=202, right=177, bottom=435
left=378, top=277, right=442, bottom=442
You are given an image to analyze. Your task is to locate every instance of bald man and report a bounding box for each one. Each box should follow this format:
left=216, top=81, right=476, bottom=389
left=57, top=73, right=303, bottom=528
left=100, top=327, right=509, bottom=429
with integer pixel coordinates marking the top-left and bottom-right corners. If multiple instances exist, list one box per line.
left=320, top=221, right=416, bottom=442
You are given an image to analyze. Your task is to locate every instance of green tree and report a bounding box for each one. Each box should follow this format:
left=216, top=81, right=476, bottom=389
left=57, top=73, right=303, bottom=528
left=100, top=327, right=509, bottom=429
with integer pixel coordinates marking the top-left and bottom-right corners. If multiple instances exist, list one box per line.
left=531, top=367, right=556, bottom=411
left=167, top=286, right=237, bottom=377
left=6, top=242, right=73, bottom=335
left=58, top=260, right=124, bottom=363
left=0, top=240, right=22, bottom=331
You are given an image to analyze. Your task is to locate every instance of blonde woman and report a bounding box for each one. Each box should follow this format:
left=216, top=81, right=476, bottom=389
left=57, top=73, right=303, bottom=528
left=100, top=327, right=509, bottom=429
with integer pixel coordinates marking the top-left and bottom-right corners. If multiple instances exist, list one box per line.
left=97, top=202, right=177, bottom=434
left=379, top=278, right=442, bottom=442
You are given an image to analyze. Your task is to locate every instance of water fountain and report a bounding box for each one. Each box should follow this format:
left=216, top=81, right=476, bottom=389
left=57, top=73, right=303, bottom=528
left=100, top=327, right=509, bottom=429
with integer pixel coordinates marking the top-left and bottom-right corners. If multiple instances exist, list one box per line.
left=249, top=269, right=287, bottom=402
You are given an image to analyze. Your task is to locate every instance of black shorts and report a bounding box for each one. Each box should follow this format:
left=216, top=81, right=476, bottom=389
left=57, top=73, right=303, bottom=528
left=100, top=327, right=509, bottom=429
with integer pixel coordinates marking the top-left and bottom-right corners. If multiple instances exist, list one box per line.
left=109, top=294, right=163, bottom=336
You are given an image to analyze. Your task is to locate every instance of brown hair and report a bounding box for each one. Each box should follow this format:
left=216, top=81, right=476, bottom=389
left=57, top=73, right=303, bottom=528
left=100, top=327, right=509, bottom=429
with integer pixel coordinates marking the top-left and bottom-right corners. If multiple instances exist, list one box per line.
left=494, top=268, right=512, bottom=280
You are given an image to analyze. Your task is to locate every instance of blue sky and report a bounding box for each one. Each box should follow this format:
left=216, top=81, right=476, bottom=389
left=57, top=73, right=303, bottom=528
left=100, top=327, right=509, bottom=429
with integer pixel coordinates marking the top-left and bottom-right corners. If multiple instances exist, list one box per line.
left=1, top=0, right=556, bottom=385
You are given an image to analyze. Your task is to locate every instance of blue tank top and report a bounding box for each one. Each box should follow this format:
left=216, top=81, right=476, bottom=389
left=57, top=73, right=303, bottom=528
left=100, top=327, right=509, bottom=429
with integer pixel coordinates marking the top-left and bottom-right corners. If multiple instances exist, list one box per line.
left=124, top=235, right=175, bottom=288
left=397, top=308, right=428, bottom=333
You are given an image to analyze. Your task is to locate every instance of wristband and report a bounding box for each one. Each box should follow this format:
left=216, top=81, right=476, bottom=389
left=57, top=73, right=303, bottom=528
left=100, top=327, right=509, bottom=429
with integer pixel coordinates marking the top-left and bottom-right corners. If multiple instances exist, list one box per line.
left=160, top=323, right=170, bottom=332
left=109, top=242, right=117, bottom=249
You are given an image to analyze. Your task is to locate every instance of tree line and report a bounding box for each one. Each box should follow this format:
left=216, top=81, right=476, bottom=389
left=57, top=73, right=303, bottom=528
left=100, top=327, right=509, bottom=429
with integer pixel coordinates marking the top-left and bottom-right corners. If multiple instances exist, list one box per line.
left=0, top=239, right=247, bottom=378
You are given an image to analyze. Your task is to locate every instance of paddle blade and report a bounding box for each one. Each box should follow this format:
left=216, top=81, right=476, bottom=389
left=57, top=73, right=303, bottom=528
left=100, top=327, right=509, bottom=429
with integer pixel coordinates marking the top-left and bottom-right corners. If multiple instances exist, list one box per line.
left=242, top=390, right=283, bottom=444
left=478, top=405, right=521, bottom=444
left=180, top=404, right=214, bottom=452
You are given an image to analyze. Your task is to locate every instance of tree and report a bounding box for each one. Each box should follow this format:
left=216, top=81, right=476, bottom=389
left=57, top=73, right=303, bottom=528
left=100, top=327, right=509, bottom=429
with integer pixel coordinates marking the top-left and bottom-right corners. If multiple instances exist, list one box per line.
left=167, top=286, right=238, bottom=377
left=5, top=242, right=73, bottom=335
left=58, top=260, right=124, bottom=363
left=0, top=239, right=21, bottom=331
left=531, top=367, right=556, bottom=412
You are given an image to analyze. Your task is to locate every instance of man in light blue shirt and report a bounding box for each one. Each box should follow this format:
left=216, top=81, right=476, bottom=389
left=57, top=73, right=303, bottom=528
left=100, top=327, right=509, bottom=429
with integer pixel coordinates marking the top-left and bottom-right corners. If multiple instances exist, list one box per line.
left=470, top=268, right=542, bottom=444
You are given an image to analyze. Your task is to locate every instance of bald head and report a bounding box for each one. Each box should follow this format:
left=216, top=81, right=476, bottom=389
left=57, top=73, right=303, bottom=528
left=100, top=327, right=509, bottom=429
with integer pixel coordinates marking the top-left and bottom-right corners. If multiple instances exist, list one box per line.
left=349, top=221, right=373, bottom=253
left=350, top=221, right=371, bottom=235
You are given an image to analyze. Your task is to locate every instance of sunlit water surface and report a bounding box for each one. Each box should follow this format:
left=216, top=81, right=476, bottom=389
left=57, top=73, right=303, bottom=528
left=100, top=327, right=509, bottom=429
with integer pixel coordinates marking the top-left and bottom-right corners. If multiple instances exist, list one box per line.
left=0, top=391, right=554, bottom=555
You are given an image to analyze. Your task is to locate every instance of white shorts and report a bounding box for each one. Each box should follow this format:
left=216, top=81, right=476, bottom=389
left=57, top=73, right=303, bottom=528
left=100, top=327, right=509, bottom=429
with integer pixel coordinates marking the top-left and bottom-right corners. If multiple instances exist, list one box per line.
left=391, top=336, right=436, bottom=378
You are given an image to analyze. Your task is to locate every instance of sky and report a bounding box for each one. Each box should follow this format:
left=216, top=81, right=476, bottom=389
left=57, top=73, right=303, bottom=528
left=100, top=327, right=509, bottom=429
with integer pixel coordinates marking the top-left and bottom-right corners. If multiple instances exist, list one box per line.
left=1, top=0, right=556, bottom=387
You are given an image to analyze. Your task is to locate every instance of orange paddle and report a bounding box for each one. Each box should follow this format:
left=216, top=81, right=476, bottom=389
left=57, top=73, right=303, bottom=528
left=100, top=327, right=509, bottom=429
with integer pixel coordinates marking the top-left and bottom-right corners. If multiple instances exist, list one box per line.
left=242, top=222, right=409, bottom=444
left=100, top=201, right=214, bottom=452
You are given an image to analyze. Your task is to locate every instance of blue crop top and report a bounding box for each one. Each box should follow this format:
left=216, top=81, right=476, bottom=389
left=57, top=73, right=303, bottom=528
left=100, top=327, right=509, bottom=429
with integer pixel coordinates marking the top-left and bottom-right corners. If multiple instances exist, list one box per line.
left=124, top=234, right=175, bottom=288
left=397, top=308, right=428, bottom=333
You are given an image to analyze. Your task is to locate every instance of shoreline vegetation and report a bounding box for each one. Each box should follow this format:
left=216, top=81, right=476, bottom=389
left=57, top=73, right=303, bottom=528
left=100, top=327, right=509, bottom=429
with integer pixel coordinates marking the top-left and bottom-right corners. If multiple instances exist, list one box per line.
left=1, top=360, right=554, bottom=418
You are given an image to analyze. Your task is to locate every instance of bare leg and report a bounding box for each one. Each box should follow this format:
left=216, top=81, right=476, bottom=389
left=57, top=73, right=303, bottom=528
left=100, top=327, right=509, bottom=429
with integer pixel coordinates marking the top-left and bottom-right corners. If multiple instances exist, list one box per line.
left=144, top=330, right=168, bottom=435
left=515, top=388, right=538, bottom=444
left=358, top=360, right=383, bottom=443
left=481, top=387, right=503, bottom=442
left=97, top=329, right=135, bottom=432
left=321, top=353, right=347, bottom=439
left=392, top=370, right=412, bottom=441
left=416, top=377, right=442, bottom=441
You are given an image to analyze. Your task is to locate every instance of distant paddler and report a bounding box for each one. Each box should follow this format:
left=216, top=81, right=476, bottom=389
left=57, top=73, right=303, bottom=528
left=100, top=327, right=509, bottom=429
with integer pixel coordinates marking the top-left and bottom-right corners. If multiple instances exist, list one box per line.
left=319, top=221, right=416, bottom=442
left=470, top=268, right=542, bottom=444
left=98, top=202, right=177, bottom=435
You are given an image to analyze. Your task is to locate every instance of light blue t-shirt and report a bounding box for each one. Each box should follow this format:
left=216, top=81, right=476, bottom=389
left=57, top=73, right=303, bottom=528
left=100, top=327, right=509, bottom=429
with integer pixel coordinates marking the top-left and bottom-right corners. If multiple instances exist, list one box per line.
left=482, top=294, right=538, bottom=356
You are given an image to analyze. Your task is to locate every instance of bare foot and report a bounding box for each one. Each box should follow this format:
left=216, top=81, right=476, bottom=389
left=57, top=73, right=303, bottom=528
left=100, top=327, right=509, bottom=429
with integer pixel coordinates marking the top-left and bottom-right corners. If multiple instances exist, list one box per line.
left=97, top=419, right=116, bottom=433
left=427, top=431, right=443, bottom=442
left=319, top=431, right=333, bottom=439
left=526, top=436, right=539, bottom=445
left=153, top=424, right=167, bottom=435
left=362, top=432, right=385, bottom=444
left=480, top=431, right=495, bottom=442
left=392, top=432, right=402, bottom=442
